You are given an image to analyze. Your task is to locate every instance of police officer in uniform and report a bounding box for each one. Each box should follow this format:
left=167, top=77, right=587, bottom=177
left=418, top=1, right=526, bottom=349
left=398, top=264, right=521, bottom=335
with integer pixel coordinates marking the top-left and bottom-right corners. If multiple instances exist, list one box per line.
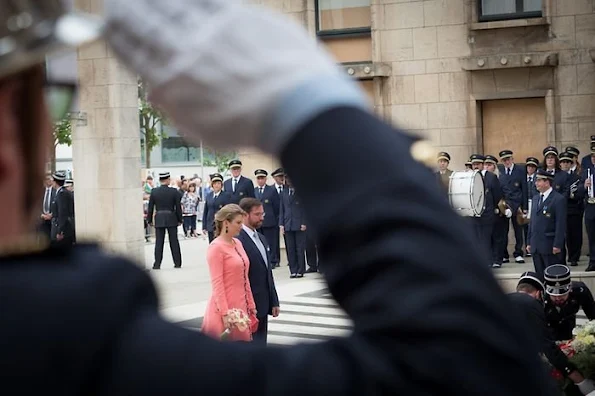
left=50, top=171, right=75, bottom=246
left=147, top=171, right=183, bottom=269
left=475, top=154, right=503, bottom=268
left=223, top=159, right=255, bottom=204
left=544, top=265, right=595, bottom=341
left=509, top=272, right=595, bottom=395
left=527, top=169, right=567, bottom=278
left=435, top=151, right=452, bottom=192
left=202, top=173, right=232, bottom=243
left=253, top=169, right=280, bottom=267
left=523, top=157, right=540, bottom=255
left=0, top=1, right=561, bottom=394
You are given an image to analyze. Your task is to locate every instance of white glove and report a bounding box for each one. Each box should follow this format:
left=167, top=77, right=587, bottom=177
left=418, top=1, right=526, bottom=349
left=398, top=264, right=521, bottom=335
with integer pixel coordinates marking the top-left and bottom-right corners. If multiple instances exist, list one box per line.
left=578, top=379, right=595, bottom=395
left=104, top=0, right=370, bottom=154
left=505, top=208, right=512, bottom=218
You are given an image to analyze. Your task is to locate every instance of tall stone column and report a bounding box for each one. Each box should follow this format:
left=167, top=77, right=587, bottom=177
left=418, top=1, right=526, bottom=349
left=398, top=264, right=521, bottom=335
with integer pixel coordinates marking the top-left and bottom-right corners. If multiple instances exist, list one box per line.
left=72, top=0, right=145, bottom=264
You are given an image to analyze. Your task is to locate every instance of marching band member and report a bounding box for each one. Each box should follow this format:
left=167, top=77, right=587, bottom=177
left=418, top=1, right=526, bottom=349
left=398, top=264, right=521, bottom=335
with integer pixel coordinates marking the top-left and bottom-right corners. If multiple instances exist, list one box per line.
left=483, top=155, right=504, bottom=268
left=542, top=146, right=570, bottom=197
left=582, top=147, right=595, bottom=271
left=523, top=157, right=540, bottom=256
left=436, top=151, right=452, bottom=192
left=560, top=152, right=585, bottom=266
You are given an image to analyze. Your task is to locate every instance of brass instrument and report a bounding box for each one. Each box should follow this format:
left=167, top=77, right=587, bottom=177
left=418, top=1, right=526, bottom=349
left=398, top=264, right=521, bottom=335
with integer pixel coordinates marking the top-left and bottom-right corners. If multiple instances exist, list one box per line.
left=589, top=169, right=595, bottom=204
left=570, top=178, right=580, bottom=199
left=517, top=199, right=532, bottom=225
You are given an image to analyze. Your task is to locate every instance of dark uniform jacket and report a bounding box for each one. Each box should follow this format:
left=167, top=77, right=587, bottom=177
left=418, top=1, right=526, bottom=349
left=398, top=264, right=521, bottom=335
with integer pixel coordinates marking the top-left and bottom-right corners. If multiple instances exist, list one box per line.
left=50, top=186, right=75, bottom=240
left=278, top=188, right=306, bottom=232
left=255, top=184, right=279, bottom=229
left=238, top=229, right=279, bottom=319
left=201, top=190, right=232, bottom=232
left=566, top=169, right=585, bottom=215
left=223, top=175, right=255, bottom=204
left=508, top=292, right=576, bottom=377
left=527, top=190, right=567, bottom=254
left=435, top=169, right=452, bottom=192
left=498, top=164, right=528, bottom=212
left=550, top=170, right=570, bottom=198
left=479, top=170, right=502, bottom=224
left=545, top=281, right=595, bottom=341
left=147, top=185, right=182, bottom=228
left=0, top=107, right=556, bottom=395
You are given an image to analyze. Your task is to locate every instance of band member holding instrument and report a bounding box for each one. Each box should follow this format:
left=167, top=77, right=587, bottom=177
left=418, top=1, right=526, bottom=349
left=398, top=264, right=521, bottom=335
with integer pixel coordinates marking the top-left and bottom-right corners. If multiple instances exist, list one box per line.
left=498, top=150, right=528, bottom=265
left=482, top=155, right=503, bottom=268
left=436, top=152, right=452, bottom=192
left=542, top=146, right=570, bottom=198
left=560, top=152, right=585, bottom=267
left=583, top=148, right=595, bottom=271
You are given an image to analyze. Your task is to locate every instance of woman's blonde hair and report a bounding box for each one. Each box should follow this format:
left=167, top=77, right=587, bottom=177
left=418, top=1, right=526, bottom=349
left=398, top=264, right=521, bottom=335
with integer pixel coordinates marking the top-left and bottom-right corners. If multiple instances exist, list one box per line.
left=214, top=204, right=246, bottom=237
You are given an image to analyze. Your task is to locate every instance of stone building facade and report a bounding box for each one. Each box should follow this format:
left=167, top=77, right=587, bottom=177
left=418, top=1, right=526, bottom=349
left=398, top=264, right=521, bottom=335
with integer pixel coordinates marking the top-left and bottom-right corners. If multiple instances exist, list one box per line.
left=239, top=0, right=595, bottom=174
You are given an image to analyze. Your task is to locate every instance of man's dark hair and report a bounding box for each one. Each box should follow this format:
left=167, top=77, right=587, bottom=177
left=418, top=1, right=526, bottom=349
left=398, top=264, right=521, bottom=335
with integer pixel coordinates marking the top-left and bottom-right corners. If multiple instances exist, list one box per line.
left=239, top=197, right=262, bottom=214
left=517, top=283, right=538, bottom=293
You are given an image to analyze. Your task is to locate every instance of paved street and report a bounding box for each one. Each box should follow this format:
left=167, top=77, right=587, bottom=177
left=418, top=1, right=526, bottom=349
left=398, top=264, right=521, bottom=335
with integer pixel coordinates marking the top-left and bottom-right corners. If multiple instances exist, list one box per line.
left=143, top=231, right=352, bottom=345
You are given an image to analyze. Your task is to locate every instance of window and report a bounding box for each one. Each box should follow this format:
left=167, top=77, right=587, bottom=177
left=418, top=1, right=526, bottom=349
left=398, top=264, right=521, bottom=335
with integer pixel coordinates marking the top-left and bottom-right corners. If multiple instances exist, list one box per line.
left=161, top=125, right=200, bottom=163
left=316, top=0, right=371, bottom=36
left=479, top=0, right=542, bottom=22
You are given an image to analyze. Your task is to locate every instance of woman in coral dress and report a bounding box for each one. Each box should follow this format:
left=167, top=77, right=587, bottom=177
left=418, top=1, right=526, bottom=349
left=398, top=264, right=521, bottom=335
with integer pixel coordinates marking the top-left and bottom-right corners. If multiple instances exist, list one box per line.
left=201, top=204, right=258, bottom=341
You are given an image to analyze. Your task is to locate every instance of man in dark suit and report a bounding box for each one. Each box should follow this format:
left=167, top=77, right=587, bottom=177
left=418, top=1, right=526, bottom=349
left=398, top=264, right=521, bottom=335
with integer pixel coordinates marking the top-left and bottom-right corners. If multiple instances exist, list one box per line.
left=476, top=155, right=503, bottom=268
left=508, top=272, right=595, bottom=394
left=279, top=177, right=307, bottom=278
left=223, top=159, right=255, bottom=204
left=50, top=171, right=75, bottom=246
left=39, top=173, right=56, bottom=240
left=527, top=169, right=567, bottom=278
left=238, top=198, right=280, bottom=345
left=253, top=169, right=280, bottom=267
left=202, top=173, right=232, bottom=242
left=0, top=1, right=560, bottom=394
left=498, top=149, right=528, bottom=264
left=560, top=152, right=585, bottom=266
left=147, top=172, right=183, bottom=269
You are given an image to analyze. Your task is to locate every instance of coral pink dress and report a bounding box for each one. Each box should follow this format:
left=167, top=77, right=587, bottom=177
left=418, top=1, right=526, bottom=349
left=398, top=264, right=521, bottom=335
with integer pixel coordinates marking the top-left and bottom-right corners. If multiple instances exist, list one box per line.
left=201, top=238, right=257, bottom=341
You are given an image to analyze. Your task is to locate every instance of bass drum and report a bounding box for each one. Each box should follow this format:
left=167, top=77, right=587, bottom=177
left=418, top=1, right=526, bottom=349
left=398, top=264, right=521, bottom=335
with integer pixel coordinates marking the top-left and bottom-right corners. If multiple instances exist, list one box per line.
left=448, top=170, right=485, bottom=217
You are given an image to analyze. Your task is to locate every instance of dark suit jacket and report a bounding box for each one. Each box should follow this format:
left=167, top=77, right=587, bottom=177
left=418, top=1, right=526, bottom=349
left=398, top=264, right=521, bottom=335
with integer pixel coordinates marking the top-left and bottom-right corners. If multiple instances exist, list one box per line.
left=0, top=107, right=556, bottom=395
left=147, top=185, right=183, bottom=228
left=201, top=191, right=232, bottom=232
left=238, top=228, right=279, bottom=318
left=479, top=170, right=502, bottom=223
left=498, top=164, right=527, bottom=211
left=527, top=190, right=567, bottom=253
left=550, top=169, right=570, bottom=198
left=278, top=188, right=306, bottom=231
left=255, top=185, right=280, bottom=228
left=223, top=175, right=255, bottom=204
left=508, top=292, right=574, bottom=377
left=50, top=186, right=75, bottom=239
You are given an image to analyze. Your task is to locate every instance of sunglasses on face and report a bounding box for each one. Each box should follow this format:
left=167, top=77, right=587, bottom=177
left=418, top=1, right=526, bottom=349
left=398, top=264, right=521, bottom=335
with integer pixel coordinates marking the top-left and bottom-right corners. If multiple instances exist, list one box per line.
left=44, top=80, right=77, bottom=122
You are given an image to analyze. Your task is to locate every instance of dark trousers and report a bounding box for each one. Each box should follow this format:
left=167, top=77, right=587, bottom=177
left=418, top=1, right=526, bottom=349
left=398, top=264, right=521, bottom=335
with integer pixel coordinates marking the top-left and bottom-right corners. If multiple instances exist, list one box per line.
left=208, top=231, right=215, bottom=243
left=38, top=220, right=51, bottom=240
left=502, top=214, right=524, bottom=258
left=521, top=224, right=529, bottom=250
left=154, top=226, right=182, bottom=268
left=473, top=218, right=493, bottom=266
left=183, top=215, right=197, bottom=235
left=285, top=230, right=306, bottom=275
left=305, top=230, right=318, bottom=271
left=565, top=213, right=583, bottom=263
left=252, top=315, right=268, bottom=346
left=492, top=216, right=507, bottom=264
left=585, top=218, right=595, bottom=270
left=532, top=252, right=561, bottom=279
left=261, top=226, right=280, bottom=266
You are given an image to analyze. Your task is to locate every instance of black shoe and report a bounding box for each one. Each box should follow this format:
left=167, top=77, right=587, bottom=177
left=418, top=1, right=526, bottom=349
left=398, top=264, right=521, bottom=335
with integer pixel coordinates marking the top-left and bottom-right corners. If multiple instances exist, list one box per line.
left=586, top=266, right=595, bottom=272
left=503, top=258, right=510, bottom=263
left=296, top=274, right=304, bottom=278
left=174, top=266, right=182, bottom=269
left=290, top=274, right=297, bottom=278
left=305, top=268, right=317, bottom=273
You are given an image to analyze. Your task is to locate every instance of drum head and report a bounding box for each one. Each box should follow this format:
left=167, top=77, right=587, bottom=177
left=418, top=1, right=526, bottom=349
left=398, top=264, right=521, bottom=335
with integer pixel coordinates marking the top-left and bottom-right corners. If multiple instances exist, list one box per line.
left=472, top=171, right=485, bottom=216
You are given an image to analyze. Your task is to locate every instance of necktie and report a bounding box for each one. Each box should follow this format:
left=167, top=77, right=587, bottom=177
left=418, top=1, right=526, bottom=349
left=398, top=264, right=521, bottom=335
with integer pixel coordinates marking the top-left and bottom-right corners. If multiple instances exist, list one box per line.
left=253, top=231, right=268, bottom=266
left=538, top=193, right=544, bottom=207
left=507, top=168, right=511, bottom=176
left=43, top=188, right=50, bottom=213
left=213, top=193, right=218, bottom=199
left=232, top=178, right=237, bottom=192
left=278, top=186, right=282, bottom=194
left=259, top=187, right=263, bottom=196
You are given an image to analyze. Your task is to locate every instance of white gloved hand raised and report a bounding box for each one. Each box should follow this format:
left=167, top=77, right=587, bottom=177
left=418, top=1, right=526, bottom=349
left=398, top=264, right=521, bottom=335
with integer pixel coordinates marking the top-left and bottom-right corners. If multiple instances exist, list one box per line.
left=578, top=379, right=595, bottom=395
left=104, top=0, right=370, bottom=154
left=505, top=208, right=513, bottom=218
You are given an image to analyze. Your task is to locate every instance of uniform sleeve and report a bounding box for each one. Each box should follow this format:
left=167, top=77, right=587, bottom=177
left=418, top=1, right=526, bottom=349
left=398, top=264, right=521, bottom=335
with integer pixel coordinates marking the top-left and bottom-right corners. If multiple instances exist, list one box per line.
left=175, top=190, right=183, bottom=223
left=102, top=107, right=556, bottom=396
left=147, top=190, right=155, bottom=224
left=577, top=283, right=595, bottom=320
left=554, top=195, right=567, bottom=250
left=202, top=195, right=209, bottom=230
left=56, top=192, right=70, bottom=234
left=206, top=244, right=229, bottom=314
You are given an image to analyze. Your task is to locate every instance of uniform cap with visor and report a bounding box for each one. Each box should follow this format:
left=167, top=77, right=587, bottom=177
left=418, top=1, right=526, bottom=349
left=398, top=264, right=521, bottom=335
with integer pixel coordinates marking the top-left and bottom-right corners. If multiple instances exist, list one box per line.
left=0, top=0, right=103, bottom=122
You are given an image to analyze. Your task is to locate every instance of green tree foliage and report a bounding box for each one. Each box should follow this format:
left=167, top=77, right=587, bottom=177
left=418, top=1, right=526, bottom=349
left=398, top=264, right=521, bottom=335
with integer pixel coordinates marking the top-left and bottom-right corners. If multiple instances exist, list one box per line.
left=203, top=149, right=238, bottom=173
left=50, top=117, right=72, bottom=172
left=139, top=78, right=166, bottom=168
